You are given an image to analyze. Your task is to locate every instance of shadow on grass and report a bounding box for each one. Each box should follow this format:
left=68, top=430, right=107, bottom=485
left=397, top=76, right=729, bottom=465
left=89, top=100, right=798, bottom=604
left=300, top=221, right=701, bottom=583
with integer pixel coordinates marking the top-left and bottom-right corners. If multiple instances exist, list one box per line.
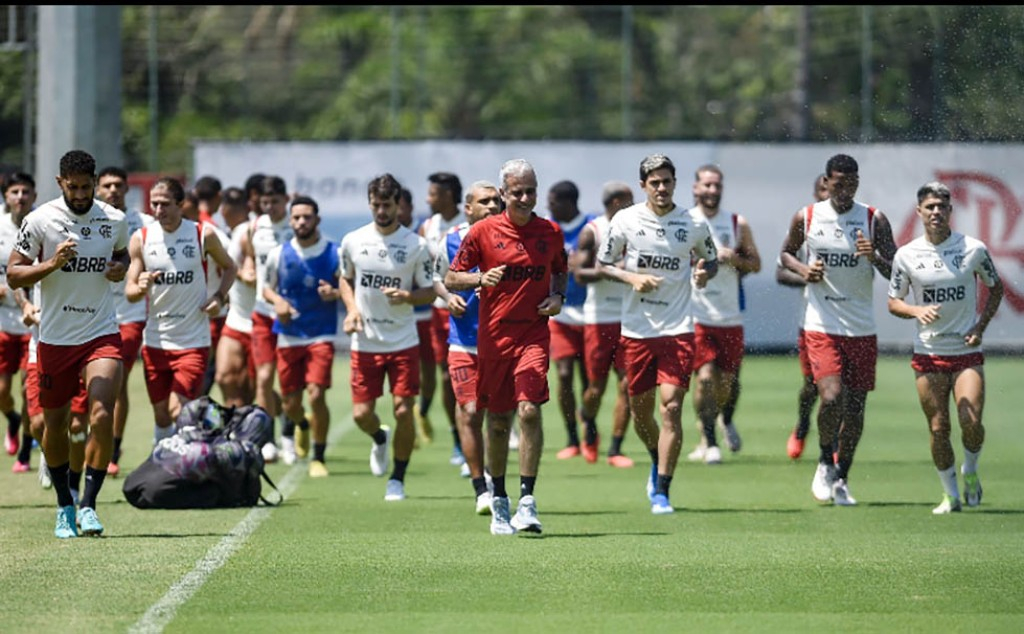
left=104, top=533, right=232, bottom=539
left=539, top=531, right=672, bottom=539
left=0, top=503, right=59, bottom=510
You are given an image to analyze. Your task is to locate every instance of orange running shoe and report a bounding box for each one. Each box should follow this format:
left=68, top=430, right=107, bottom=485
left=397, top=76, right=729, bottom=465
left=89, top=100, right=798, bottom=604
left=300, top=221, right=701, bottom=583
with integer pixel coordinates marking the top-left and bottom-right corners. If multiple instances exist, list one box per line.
left=11, top=460, right=30, bottom=473
left=5, top=429, right=18, bottom=456
left=581, top=435, right=600, bottom=464
left=107, top=461, right=121, bottom=477
left=607, top=454, right=635, bottom=468
left=787, top=431, right=804, bottom=460
left=556, top=445, right=581, bottom=460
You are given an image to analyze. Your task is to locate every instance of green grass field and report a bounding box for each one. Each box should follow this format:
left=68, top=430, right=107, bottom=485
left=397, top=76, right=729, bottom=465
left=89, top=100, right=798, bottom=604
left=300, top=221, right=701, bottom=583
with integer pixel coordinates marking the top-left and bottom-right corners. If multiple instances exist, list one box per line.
left=1, top=354, right=1022, bottom=633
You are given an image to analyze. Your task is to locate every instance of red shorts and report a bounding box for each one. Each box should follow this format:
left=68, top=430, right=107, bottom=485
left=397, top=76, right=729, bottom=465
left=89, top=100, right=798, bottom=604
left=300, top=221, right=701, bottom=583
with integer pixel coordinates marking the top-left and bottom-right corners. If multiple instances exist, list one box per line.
left=220, top=324, right=256, bottom=379
left=277, top=341, right=335, bottom=394
left=797, top=329, right=813, bottom=378
left=693, top=324, right=745, bottom=374
left=350, top=346, right=419, bottom=404
left=142, top=346, right=209, bottom=403
left=477, top=344, right=550, bottom=413
left=430, top=307, right=451, bottom=365
left=448, top=350, right=479, bottom=406
left=911, top=352, right=984, bottom=374
left=24, top=362, right=87, bottom=417
left=37, top=333, right=122, bottom=410
left=209, top=316, right=227, bottom=355
left=250, top=312, right=278, bottom=367
left=549, top=320, right=585, bottom=362
left=0, top=331, right=30, bottom=375
left=119, top=320, right=145, bottom=375
left=804, top=331, right=877, bottom=391
left=415, top=318, right=434, bottom=364
left=584, top=323, right=625, bottom=383
left=620, top=333, right=695, bottom=396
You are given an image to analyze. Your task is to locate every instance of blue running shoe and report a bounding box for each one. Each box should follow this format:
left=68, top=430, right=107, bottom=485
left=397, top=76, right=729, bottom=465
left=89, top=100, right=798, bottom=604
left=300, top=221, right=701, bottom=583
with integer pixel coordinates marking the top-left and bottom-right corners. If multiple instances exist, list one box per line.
left=646, top=464, right=657, bottom=501
left=55, top=505, right=78, bottom=539
left=651, top=494, right=674, bottom=515
left=77, top=507, right=104, bottom=536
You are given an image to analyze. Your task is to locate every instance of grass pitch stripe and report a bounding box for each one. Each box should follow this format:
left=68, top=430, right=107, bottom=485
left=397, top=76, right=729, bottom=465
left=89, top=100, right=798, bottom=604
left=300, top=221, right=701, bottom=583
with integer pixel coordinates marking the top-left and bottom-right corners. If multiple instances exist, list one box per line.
left=128, top=416, right=355, bottom=634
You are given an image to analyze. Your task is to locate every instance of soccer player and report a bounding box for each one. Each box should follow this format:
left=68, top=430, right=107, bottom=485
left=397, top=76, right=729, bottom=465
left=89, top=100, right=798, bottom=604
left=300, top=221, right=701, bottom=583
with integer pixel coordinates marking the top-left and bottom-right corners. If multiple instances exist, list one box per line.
left=779, top=154, right=897, bottom=506
left=241, top=175, right=294, bottom=462
left=685, top=164, right=761, bottom=465
left=95, top=165, right=153, bottom=476
left=340, top=173, right=434, bottom=502
left=444, top=158, right=568, bottom=536
left=262, top=195, right=339, bottom=477
left=215, top=186, right=258, bottom=408
left=573, top=180, right=636, bottom=468
left=418, top=172, right=465, bottom=467
left=780, top=173, right=830, bottom=460
left=432, top=180, right=502, bottom=513
left=887, top=181, right=1003, bottom=514
left=400, top=189, right=436, bottom=449
left=124, top=177, right=236, bottom=443
left=596, top=153, right=717, bottom=515
left=8, top=149, right=130, bottom=538
left=546, top=180, right=597, bottom=462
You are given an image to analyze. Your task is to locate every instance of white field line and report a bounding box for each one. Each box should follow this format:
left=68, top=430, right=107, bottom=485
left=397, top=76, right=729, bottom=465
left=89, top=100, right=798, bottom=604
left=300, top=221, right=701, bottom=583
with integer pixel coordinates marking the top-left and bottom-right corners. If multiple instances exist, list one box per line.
left=128, top=416, right=355, bottom=634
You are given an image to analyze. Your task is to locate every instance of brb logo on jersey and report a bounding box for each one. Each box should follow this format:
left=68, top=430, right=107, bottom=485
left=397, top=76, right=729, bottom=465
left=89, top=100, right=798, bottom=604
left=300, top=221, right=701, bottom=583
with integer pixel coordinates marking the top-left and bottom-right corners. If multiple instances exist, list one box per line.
left=897, top=171, right=1022, bottom=314
left=360, top=272, right=401, bottom=289
left=637, top=253, right=681, bottom=270
left=61, top=256, right=108, bottom=273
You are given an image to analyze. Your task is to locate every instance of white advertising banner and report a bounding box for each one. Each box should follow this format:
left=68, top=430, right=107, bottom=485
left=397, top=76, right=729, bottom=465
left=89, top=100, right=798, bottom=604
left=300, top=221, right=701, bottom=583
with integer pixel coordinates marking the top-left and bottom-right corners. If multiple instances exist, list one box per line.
left=194, top=141, right=1024, bottom=351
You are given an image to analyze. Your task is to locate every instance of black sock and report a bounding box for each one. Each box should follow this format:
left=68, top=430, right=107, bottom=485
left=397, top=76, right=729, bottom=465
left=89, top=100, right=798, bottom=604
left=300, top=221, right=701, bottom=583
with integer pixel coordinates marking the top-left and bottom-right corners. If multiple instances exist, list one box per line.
left=6, top=410, right=20, bottom=436
left=111, top=436, right=123, bottom=463
left=722, top=406, right=734, bottom=426
left=372, top=428, right=388, bottom=445
left=819, top=443, right=834, bottom=465
left=17, top=433, right=32, bottom=463
left=702, top=417, right=718, bottom=447
left=68, top=469, right=83, bottom=493
left=297, top=418, right=309, bottom=431
left=608, top=435, right=624, bottom=456
left=313, top=443, right=326, bottom=463
left=492, top=475, right=507, bottom=498
left=390, top=459, right=408, bottom=482
left=49, top=462, right=74, bottom=508
left=520, top=476, right=536, bottom=498
left=648, top=446, right=658, bottom=463
left=419, top=396, right=432, bottom=418
left=282, top=419, right=296, bottom=438
left=582, top=415, right=598, bottom=444
left=835, top=453, right=852, bottom=481
left=80, top=466, right=107, bottom=510
left=566, top=416, right=580, bottom=446
left=472, top=477, right=488, bottom=497
left=656, top=474, right=673, bottom=496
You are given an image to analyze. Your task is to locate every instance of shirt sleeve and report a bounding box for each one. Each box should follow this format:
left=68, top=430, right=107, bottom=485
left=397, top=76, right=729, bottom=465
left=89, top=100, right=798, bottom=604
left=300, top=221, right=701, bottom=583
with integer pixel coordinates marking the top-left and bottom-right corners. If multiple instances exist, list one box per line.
left=694, top=221, right=718, bottom=262
left=433, top=234, right=452, bottom=283
left=449, top=224, right=480, bottom=273
left=550, top=224, right=568, bottom=275
left=339, top=237, right=354, bottom=280
left=114, top=215, right=129, bottom=252
left=264, top=246, right=281, bottom=290
left=14, top=213, right=41, bottom=260
left=887, top=249, right=910, bottom=300
left=973, top=244, right=1000, bottom=288
left=413, top=238, right=433, bottom=288
left=597, top=216, right=624, bottom=266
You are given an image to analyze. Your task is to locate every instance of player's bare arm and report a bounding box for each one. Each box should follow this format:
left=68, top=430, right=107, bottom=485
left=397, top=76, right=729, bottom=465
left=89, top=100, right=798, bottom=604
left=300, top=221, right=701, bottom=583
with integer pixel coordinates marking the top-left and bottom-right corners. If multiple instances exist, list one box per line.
left=862, top=212, right=896, bottom=279
left=445, top=264, right=506, bottom=292
left=537, top=270, right=567, bottom=316
left=104, top=247, right=130, bottom=283
left=596, top=260, right=662, bottom=293
left=339, top=276, right=363, bottom=334
left=124, top=230, right=151, bottom=303
left=887, top=297, right=942, bottom=325
left=780, top=208, right=822, bottom=283
left=7, top=238, right=78, bottom=289
left=728, top=216, right=761, bottom=274
left=202, top=225, right=238, bottom=315
left=964, top=274, right=1004, bottom=347
left=238, top=225, right=257, bottom=287
left=572, top=225, right=602, bottom=285
left=382, top=285, right=436, bottom=306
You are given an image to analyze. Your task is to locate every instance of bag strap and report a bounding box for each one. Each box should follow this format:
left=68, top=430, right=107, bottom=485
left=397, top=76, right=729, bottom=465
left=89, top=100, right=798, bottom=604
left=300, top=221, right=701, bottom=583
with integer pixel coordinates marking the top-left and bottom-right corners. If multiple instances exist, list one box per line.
left=258, top=468, right=284, bottom=506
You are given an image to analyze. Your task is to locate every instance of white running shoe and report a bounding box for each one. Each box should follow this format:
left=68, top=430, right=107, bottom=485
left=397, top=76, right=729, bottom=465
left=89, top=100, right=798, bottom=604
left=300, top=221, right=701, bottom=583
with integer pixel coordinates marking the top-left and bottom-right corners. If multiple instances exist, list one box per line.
left=490, top=496, right=516, bottom=535
left=280, top=437, right=297, bottom=466
left=39, top=455, right=52, bottom=490
left=261, top=442, right=279, bottom=464
left=510, top=495, right=542, bottom=534
left=722, top=422, right=742, bottom=453
left=508, top=426, right=520, bottom=451
left=811, top=462, right=836, bottom=502
left=370, top=426, right=391, bottom=477
left=459, top=462, right=470, bottom=478
left=687, top=443, right=707, bottom=462
left=932, top=494, right=962, bottom=515
left=475, top=491, right=493, bottom=516
left=384, top=478, right=405, bottom=501
left=704, top=445, right=723, bottom=465
left=962, top=469, right=983, bottom=507
left=831, top=478, right=857, bottom=506
left=450, top=445, right=466, bottom=467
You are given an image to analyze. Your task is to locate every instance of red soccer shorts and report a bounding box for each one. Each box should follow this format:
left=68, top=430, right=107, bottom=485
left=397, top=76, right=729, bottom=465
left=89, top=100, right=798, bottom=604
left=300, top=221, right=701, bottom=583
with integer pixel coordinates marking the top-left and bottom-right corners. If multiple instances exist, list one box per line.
left=620, top=333, right=695, bottom=396
left=797, top=328, right=813, bottom=379
left=37, top=334, right=122, bottom=410
left=477, top=344, right=550, bottom=413
left=430, top=306, right=451, bottom=366
left=250, top=312, right=278, bottom=367
left=804, top=331, right=877, bottom=391
left=584, top=323, right=624, bottom=384
left=0, top=331, right=29, bottom=375
left=277, top=341, right=335, bottom=394
left=911, top=352, right=984, bottom=374
left=142, top=346, right=209, bottom=404
left=350, top=346, right=419, bottom=404
left=549, top=320, right=585, bottom=362
left=24, top=363, right=87, bottom=417
left=119, top=320, right=145, bottom=375
left=693, top=324, right=745, bottom=374
left=220, top=324, right=256, bottom=379
left=448, top=349, right=479, bottom=406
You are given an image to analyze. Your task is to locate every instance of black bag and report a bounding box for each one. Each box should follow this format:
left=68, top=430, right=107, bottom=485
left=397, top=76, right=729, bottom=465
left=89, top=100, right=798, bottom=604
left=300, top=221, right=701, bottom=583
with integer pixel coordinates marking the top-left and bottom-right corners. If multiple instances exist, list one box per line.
left=122, top=397, right=282, bottom=509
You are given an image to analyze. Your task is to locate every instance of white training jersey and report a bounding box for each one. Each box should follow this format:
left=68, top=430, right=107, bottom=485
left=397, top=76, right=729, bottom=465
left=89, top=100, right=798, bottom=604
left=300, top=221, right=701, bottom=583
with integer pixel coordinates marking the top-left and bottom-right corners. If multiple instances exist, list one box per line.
left=581, top=214, right=625, bottom=326
left=420, top=212, right=464, bottom=310
left=264, top=236, right=342, bottom=348
left=802, top=200, right=877, bottom=337
left=598, top=202, right=717, bottom=339
left=113, top=208, right=153, bottom=324
left=225, top=217, right=256, bottom=333
left=689, top=207, right=743, bottom=327
left=340, top=222, right=433, bottom=353
left=888, top=232, right=1000, bottom=356
left=0, top=212, right=29, bottom=335
left=14, top=197, right=127, bottom=346
left=140, top=219, right=210, bottom=350
left=251, top=213, right=293, bottom=317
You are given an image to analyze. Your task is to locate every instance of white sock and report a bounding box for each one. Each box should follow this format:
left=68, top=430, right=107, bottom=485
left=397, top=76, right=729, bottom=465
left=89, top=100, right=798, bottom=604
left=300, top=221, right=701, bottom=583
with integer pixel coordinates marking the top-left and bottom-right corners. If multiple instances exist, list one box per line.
left=962, top=447, right=981, bottom=474
left=937, top=466, right=959, bottom=498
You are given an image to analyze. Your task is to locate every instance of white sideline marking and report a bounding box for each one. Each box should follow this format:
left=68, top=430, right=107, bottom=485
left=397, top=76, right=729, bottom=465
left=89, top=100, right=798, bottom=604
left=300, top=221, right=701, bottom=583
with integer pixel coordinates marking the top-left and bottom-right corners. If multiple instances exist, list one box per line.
left=129, top=417, right=355, bottom=634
